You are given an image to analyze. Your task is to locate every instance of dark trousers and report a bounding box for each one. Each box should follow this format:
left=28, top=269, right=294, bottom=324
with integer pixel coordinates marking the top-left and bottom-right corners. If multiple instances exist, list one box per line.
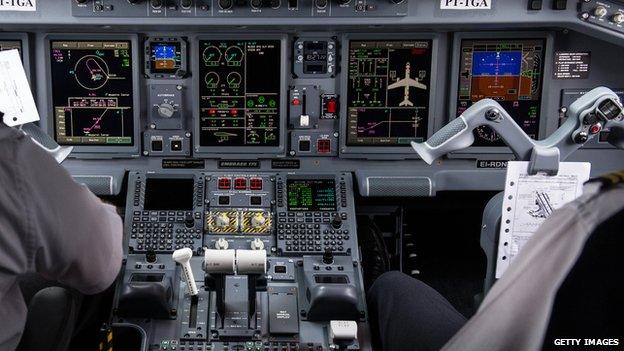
left=367, top=271, right=467, bottom=351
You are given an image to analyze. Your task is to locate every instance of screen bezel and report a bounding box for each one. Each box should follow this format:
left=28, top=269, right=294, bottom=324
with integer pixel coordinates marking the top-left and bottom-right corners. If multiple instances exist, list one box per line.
left=448, top=31, right=554, bottom=156
left=339, top=33, right=440, bottom=158
left=192, top=34, right=287, bottom=156
left=0, top=33, right=30, bottom=81
left=44, top=34, right=141, bottom=157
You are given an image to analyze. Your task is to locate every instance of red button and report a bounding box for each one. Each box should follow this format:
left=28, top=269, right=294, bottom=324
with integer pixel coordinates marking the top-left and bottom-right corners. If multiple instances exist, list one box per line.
left=218, top=177, right=231, bottom=190
left=234, top=177, right=247, bottom=190
left=327, top=99, right=336, bottom=113
left=590, top=123, right=602, bottom=134
left=317, top=139, right=331, bottom=153
left=250, top=178, right=263, bottom=190
left=292, top=98, right=301, bottom=106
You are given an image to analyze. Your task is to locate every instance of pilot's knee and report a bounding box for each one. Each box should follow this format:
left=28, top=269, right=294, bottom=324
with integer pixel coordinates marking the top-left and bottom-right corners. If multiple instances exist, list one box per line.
left=368, top=271, right=414, bottom=301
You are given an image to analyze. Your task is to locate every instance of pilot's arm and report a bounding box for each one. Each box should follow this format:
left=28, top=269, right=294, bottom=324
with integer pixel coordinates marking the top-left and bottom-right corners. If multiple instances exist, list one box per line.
left=10, top=126, right=123, bottom=294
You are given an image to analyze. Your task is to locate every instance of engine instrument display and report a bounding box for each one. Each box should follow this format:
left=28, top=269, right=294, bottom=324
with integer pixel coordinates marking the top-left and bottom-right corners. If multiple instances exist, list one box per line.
left=198, top=40, right=281, bottom=147
left=346, top=40, right=433, bottom=146
left=287, top=179, right=337, bottom=212
left=456, top=38, right=546, bottom=146
left=50, top=40, right=135, bottom=146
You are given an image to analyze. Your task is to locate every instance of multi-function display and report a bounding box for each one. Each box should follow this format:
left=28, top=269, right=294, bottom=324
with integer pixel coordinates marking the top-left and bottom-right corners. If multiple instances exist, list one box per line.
left=346, top=40, right=433, bottom=146
left=287, top=179, right=337, bottom=212
left=456, top=38, right=546, bottom=146
left=50, top=40, right=135, bottom=146
left=198, top=40, right=281, bottom=147
left=144, top=178, right=195, bottom=211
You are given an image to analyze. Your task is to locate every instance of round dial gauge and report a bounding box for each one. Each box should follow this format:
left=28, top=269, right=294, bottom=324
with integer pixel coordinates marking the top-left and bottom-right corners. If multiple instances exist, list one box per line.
left=224, top=46, right=244, bottom=66
left=203, top=46, right=222, bottom=66
left=204, top=72, right=220, bottom=88
left=226, top=72, right=242, bottom=88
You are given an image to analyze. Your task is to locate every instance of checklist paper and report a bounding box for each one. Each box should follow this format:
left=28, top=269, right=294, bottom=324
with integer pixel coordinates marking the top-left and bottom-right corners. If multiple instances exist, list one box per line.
left=495, top=161, right=591, bottom=278
left=0, top=49, right=39, bottom=127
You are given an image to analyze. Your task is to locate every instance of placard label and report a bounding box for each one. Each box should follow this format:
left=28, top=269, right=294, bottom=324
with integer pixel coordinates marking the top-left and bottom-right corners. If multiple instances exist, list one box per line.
left=440, top=0, right=491, bottom=10
left=0, top=0, right=36, bottom=11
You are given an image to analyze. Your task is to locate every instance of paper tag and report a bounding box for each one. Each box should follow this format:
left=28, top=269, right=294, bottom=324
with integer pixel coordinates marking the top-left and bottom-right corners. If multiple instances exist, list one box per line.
left=0, top=49, right=39, bottom=126
left=495, top=161, right=591, bottom=278
left=0, top=0, right=36, bottom=11
left=440, top=0, right=491, bottom=10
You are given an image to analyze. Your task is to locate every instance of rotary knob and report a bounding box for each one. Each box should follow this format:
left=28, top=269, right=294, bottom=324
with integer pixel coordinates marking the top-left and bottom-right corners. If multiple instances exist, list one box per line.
left=250, top=238, right=265, bottom=250
left=594, top=6, right=607, bottom=18
left=215, top=213, right=231, bottom=227
left=181, top=0, right=193, bottom=8
left=184, top=213, right=195, bottom=228
left=215, top=237, right=229, bottom=250
left=331, top=214, right=342, bottom=229
left=613, top=13, right=624, bottom=25
left=251, top=212, right=266, bottom=228
left=157, top=103, right=175, bottom=119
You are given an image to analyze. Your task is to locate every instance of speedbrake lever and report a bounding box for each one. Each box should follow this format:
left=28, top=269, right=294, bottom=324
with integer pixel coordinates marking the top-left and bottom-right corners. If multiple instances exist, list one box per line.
left=412, top=87, right=624, bottom=165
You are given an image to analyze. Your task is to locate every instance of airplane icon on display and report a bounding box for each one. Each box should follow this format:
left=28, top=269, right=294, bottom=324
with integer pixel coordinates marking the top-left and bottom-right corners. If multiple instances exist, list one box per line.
left=387, top=62, right=427, bottom=107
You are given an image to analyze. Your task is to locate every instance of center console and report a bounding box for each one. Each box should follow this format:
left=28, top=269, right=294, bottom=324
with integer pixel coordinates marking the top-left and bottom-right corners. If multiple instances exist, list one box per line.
left=115, top=171, right=368, bottom=351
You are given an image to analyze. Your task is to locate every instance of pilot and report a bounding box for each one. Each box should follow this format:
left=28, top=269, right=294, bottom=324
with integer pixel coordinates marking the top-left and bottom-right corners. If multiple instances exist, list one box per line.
left=0, top=123, right=123, bottom=350
left=368, top=173, right=624, bottom=351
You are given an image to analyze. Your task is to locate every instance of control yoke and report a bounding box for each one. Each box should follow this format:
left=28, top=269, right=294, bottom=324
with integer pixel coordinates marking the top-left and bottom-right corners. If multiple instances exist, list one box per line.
left=412, top=87, right=624, bottom=174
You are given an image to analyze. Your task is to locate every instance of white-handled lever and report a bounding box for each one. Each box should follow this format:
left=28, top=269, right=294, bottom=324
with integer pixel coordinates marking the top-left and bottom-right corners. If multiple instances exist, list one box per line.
left=172, top=248, right=198, bottom=297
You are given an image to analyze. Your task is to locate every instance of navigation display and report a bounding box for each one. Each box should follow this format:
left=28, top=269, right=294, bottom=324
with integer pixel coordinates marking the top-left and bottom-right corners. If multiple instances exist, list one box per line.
left=287, top=179, right=337, bottom=212
left=149, top=42, right=182, bottom=74
left=456, top=38, right=546, bottom=146
left=50, top=40, right=134, bottom=146
left=198, top=40, right=281, bottom=147
left=346, top=40, right=433, bottom=146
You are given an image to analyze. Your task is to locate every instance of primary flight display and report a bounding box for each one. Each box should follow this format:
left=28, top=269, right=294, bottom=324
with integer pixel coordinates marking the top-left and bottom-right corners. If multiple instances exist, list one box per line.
left=456, top=38, right=546, bottom=146
left=50, top=40, right=135, bottom=146
left=198, top=40, right=281, bottom=147
left=346, top=40, right=433, bottom=146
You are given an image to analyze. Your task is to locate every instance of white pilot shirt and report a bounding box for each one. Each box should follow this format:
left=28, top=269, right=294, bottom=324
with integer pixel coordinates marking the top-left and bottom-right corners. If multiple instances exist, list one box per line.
left=0, top=123, right=123, bottom=350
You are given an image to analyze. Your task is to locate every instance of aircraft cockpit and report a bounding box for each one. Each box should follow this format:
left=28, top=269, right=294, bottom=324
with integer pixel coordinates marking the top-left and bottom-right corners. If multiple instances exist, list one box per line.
left=1, top=1, right=623, bottom=350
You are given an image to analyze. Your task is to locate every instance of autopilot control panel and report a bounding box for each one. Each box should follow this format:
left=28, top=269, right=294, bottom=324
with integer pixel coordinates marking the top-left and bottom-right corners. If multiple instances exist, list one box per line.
left=2, top=1, right=624, bottom=350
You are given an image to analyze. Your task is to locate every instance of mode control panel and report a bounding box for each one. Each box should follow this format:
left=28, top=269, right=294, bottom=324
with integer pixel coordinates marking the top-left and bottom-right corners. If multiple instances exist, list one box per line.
left=72, top=0, right=408, bottom=17
left=580, top=0, right=624, bottom=34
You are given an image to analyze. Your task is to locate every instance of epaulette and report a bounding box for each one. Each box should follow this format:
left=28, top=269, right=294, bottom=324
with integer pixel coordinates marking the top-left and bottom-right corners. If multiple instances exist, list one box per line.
left=586, top=170, right=624, bottom=190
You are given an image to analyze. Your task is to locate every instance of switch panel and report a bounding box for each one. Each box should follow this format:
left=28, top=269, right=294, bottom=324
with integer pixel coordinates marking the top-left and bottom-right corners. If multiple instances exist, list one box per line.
left=143, top=130, right=191, bottom=156
left=293, top=38, right=338, bottom=78
left=148, top=84, right=184, bottom=130
left=72, top=0, right=408, bottom=17
left=290, top=131, right=338, bottom=156
left=580, top=0, right=624, bottom=34
left=321, top=94, right=339, bottom=119
left=289, top=85, right=321, bottom=129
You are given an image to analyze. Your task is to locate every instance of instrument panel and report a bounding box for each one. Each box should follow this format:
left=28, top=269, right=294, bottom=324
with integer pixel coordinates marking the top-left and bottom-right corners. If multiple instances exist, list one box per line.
left=0, top=1, right=622, bottom=195
left=3, top=2, right=624, bottom=351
